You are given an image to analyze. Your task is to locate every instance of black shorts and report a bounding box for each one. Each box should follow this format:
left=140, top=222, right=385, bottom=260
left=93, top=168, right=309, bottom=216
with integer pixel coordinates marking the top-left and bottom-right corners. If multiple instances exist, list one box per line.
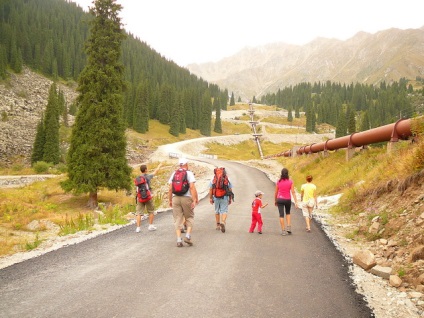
left=276, top=198, right=292, bottom=217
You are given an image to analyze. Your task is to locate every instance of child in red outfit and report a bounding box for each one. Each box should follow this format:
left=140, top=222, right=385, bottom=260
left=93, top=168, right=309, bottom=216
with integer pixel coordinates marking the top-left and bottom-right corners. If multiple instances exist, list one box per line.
left=249, top=190, right=268, bottom=234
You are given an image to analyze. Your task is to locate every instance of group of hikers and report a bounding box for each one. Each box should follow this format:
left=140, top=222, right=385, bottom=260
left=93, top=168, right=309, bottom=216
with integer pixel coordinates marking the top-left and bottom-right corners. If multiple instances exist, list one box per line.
left=134, top=158, right=318, bottom=247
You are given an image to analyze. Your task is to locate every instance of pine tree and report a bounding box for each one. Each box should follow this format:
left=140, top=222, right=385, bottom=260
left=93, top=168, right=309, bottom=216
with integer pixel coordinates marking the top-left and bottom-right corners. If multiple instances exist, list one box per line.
left=229, top=92, right=235, bottom=106
left=43, top=83, right=60, bottom=164
left=213, top=97, right=222, bottom=133
left=169, top=94, right=180, bottom=137
left=287, top=105, right=293, bottom=122
left=62, top=0, right=131, bottom=208
left=133, top=82, right=149, bottom=133
left=347, top=105, right=356, bottom=134
left=336, top=110, right=347, bottom=138
left=31, top=114, right=45, bottom=165
left=200, top=90, right=212, bottom=136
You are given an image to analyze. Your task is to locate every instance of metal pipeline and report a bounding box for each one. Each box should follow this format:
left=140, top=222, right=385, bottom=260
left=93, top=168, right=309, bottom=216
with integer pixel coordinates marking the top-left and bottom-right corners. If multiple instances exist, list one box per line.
left=296, top=118, right=413, bottom=155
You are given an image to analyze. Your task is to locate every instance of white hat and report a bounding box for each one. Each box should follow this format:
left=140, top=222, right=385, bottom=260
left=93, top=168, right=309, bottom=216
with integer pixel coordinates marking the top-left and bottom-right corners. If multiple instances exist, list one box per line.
left=255, top=190, right=264, bottom=196
left=178, top=157, right=188, bottom=165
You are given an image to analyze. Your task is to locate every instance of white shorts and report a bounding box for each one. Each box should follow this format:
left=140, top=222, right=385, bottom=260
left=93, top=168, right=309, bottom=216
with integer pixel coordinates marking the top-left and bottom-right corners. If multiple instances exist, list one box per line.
left=301, top=203, right=313, bottom=217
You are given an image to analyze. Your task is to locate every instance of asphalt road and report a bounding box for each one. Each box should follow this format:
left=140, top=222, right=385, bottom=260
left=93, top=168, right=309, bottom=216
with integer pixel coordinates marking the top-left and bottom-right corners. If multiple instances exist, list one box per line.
left=0, top=159, right=374, bottom=318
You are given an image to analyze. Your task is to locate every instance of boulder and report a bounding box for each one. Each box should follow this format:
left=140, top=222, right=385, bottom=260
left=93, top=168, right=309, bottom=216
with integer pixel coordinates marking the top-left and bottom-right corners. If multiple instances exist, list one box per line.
left=353, top=250, right=376, bottom=270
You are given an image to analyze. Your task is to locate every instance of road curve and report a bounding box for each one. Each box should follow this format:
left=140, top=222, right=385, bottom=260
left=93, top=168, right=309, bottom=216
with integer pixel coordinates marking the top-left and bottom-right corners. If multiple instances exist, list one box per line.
left=0, top=158, right=373, bottom=317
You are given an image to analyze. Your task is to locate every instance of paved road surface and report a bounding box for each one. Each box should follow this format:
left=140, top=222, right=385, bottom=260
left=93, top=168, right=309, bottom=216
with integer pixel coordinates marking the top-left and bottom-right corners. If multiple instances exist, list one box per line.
left=0, top=159, right=373, bottom=317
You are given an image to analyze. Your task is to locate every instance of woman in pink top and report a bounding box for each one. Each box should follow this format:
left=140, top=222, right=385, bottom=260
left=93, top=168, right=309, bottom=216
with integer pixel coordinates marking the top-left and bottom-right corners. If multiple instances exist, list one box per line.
left=274, top=168, right=298, bottom=235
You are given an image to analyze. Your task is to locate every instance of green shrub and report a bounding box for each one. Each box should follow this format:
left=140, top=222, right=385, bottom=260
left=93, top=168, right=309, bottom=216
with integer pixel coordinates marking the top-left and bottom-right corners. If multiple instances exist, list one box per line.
left=33, top=161, right=51, bottom=174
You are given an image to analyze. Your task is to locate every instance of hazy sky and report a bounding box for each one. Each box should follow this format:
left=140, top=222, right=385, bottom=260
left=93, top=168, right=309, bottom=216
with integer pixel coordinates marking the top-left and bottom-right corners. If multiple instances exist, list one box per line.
left=71, top=0, right=424, bottom=67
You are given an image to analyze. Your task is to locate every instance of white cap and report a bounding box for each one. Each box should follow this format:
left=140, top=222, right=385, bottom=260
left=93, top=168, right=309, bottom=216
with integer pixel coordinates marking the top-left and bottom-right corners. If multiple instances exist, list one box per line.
left=179, top=158, right=188, bottom=165
left=255, top=190, right=264, bottom=196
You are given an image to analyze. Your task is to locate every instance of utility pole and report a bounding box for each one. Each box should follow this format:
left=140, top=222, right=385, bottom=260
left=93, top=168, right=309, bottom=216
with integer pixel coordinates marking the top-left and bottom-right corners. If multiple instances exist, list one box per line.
left=248, top=102, right=264, bottom=159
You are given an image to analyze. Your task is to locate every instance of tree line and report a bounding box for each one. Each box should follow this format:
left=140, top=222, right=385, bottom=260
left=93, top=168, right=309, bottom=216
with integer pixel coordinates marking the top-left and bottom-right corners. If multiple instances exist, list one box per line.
left=0, top=0, right=228, bottom=138
left=259, top=80, right=418, bottom=136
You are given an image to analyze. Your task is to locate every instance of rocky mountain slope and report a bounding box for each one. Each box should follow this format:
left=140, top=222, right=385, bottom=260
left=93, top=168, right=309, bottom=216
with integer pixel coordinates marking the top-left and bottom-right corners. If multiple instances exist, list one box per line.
left=188, top=27, right=424, bottom=100
left=0, top=68, right=78, bottom=166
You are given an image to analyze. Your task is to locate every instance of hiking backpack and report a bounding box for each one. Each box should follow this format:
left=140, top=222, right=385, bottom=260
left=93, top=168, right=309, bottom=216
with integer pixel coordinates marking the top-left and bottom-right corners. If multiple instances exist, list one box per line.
left=171, top=168, right=189, bottom=196
left=134, top=175, right=152, bottom=203
left=212, top=167, right=230, bottom=198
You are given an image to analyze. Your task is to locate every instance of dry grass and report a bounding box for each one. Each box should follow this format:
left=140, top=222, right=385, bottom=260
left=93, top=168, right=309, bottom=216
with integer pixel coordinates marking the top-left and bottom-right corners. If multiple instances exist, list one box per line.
left=261, top=115, right=305, bottom=127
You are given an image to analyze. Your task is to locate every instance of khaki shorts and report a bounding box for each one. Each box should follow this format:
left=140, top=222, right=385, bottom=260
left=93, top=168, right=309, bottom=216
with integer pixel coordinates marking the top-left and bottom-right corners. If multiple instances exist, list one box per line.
left=301, top=203, right=314, bottom=217
left=135, top=199, right=155, bottom=215
left=172, top=195, right=194, bottom=230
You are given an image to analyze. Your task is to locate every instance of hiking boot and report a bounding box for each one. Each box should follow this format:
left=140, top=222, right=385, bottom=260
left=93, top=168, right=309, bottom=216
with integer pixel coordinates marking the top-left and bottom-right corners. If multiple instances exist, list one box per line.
left=216, top=223, right=221, bottom=230
left=148, top=224, right=157, bottom=231
left=135, top=227, right=141, bottom=233
left=184, top=237, right=193, bottom=246
left=177, top=242, right=183, bottom=247
left=287, top=226, right=292, bottom=234
left=220, top=223, right=226, bottom=233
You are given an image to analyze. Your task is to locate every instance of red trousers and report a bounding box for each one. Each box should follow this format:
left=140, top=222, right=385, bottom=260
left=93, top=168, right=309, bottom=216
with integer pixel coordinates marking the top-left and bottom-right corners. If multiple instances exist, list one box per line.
left=249, top=212, right=263, bottom=232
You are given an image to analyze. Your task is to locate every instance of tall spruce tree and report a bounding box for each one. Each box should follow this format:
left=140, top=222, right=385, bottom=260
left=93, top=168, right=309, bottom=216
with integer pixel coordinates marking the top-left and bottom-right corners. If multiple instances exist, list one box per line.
left=213, top=97, right=222, bottom=133
left=43, top=83, right=60, bottom=164
left=31, top=114, right=45, bottom=165
left=63, top=0, right=131, bottom=208
left=200, top=90, right=212, bottom=136
left=229, top=92, right=235, bottom=106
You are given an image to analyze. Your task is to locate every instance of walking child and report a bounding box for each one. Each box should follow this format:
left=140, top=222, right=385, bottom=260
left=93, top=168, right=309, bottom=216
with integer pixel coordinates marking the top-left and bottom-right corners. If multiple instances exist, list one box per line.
left=249, top=190, right=268, bottom=234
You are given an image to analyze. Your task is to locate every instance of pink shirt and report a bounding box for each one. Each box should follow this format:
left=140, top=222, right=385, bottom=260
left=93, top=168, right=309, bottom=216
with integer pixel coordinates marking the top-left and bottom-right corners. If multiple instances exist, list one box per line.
left=276, top=179, right=293, bottom=199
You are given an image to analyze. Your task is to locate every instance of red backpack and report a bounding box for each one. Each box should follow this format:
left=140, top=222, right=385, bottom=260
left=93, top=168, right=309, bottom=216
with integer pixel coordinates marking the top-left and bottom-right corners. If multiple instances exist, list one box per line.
left=212, top=167, right=230, bottom=198
left=134, top=175, right=152, bottom=203
left=171, top=168, right=189, bottom=196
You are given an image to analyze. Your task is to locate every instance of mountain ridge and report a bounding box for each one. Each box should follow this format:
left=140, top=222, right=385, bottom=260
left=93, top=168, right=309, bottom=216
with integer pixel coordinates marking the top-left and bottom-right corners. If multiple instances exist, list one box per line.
left=188, top=27, right=424, bottom=100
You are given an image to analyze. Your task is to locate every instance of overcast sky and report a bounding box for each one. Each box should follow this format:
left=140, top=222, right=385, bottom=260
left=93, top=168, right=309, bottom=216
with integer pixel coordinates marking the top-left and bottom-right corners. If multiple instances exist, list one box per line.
left=71, top=0, right=424, bottom=67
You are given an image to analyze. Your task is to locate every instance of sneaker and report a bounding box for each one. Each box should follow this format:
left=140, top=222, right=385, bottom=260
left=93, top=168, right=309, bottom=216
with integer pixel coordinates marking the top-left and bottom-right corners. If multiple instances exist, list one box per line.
left=287, top=226, right=292, bottom=234
left=306, top=228, right=311, bottom=232
left=184, top=237, right=193, bottom=246
left=258, top=231, right=262, bottom=234
left=220, top=223, right=226, bottom=233
left=177, top=242, right=183, bottom=247
left=135, top=227, right=141, bottom=233
left=148, top=224, right=157, bottom=231
left=216, top=223, right=221, bottom=230
left=281, top=230, right=288, bottom=236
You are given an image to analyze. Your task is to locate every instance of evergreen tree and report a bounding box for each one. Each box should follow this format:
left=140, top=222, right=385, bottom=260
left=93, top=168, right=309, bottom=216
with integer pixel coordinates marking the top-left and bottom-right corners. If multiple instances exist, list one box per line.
left=178, top=93, right=186, bottom=134
left=213, top=97, right=222, bottom=133
left=43, top=83, right=60, bottom=164
left=221, top=89, right=228, bottom=111
left=169, top=94, right=180, bottom=137
left=31, top=114, right=45, bottom=165
left=347, top=105, right=356, bottom=134
left=0, top=44, right=6, bottom=79
left=63, top=0, right=131, bottom=208
left=133, top=81, right=149, bottom=133
left=287, top=105, right=293, bottom=122
left=237, top=96, right=241, bottom=103
left=335, top=110, right=347, bottom=138
left=200, top=90, right=212, bottom=136
left=359, top=111, right=370, bottom=132
left=229, top=92, right=235, bottom=106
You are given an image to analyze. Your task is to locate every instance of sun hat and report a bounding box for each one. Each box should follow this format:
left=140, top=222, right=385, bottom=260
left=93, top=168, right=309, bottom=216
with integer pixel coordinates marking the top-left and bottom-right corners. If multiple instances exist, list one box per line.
left=255, top=190, right=264, bottom=196
left=178, top=157, right=188, bottom=165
